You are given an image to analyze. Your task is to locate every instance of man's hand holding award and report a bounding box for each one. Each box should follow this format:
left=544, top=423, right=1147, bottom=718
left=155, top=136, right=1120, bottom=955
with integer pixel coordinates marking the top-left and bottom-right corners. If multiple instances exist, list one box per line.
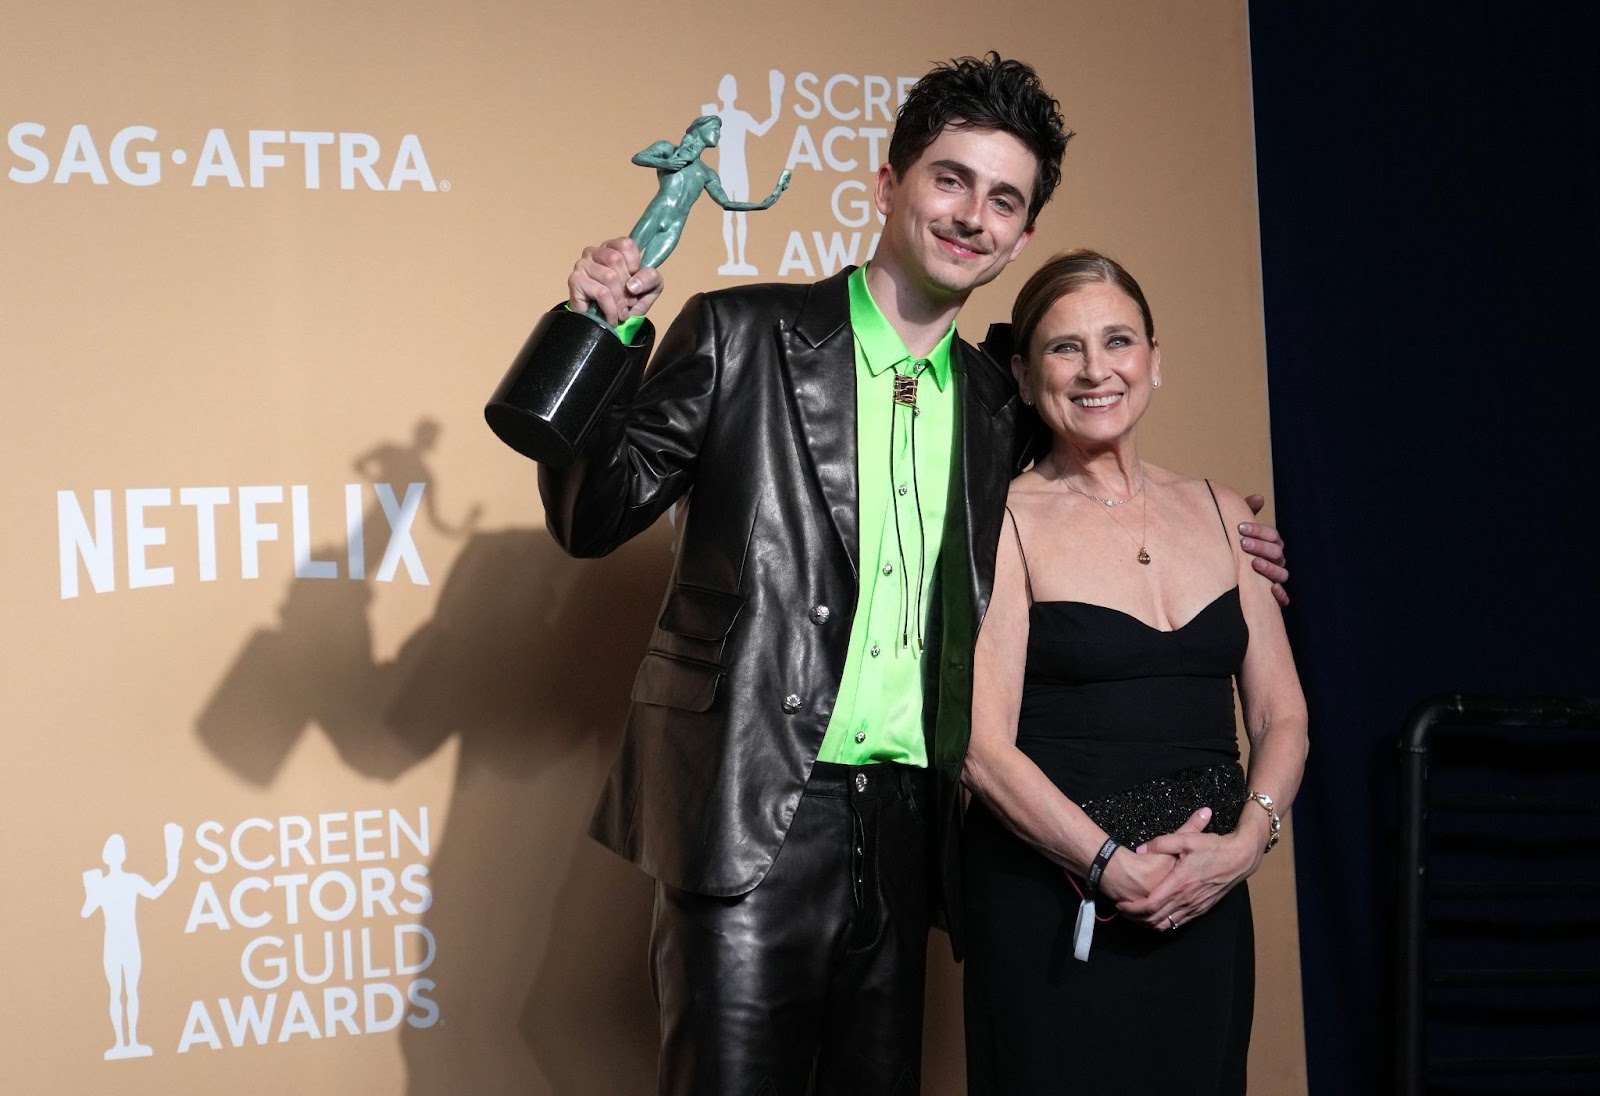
left=485, top=114, right=791, bottom=466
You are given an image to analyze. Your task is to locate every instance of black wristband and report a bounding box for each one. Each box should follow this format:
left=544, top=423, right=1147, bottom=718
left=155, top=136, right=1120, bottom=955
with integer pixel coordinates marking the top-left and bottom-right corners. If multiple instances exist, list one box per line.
left=1086, top=837, right=1120, bottom=895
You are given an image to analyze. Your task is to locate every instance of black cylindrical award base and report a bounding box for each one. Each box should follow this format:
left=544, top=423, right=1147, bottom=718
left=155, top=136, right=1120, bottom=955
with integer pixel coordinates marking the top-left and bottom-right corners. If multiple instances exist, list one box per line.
left=484, top=308, right=632, bottom=467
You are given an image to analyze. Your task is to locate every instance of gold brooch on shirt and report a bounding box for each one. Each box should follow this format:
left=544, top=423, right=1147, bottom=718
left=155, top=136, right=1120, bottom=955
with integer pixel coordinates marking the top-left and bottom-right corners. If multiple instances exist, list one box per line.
left=893, top=374, right=918, bottom=408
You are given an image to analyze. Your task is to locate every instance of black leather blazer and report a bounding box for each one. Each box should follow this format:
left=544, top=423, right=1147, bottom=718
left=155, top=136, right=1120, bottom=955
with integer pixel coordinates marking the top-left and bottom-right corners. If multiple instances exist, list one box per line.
left=538, top=267, right=1022, bottom=952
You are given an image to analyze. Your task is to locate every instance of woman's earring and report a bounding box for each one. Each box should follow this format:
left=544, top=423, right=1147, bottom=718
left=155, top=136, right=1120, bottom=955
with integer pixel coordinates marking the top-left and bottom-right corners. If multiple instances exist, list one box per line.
left=1152, top=378, right=1161, bottom=389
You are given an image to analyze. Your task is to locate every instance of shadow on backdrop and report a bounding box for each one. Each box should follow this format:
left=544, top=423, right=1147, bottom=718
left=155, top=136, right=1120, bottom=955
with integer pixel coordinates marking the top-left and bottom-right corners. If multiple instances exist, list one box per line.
left=195, top=419, right=671, bottom=1093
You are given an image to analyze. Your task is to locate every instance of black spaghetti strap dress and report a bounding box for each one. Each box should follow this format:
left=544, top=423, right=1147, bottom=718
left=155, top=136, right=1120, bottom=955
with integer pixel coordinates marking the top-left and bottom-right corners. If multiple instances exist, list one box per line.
left=963, top=484, right=1255, bottom=1095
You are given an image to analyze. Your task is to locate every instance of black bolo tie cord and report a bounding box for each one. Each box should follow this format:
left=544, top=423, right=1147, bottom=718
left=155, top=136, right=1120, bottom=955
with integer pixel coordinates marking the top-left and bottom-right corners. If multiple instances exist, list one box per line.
left=888, top=366, right=927, bottom=652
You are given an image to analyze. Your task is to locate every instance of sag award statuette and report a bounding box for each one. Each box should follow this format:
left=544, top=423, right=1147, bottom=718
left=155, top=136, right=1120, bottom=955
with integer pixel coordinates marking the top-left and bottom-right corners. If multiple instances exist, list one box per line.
left=485, top=114, right=792, bottom=465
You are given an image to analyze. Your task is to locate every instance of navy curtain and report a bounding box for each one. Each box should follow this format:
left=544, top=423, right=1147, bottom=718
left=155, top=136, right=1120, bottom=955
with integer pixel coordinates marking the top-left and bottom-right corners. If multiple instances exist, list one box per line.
left=1249, top=4, right=1600, bottom=1092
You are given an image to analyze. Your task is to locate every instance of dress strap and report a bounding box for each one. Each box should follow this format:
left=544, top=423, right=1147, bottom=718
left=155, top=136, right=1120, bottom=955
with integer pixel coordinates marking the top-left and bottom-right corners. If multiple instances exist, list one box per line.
left=1004, top=506, right=1036, bottom=605
left=1203, top=479, right=1233, bottom=549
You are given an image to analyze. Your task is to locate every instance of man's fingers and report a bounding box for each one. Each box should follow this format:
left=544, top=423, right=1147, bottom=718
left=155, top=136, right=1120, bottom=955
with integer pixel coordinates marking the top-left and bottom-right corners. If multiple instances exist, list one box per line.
left=1241, top=527, right=1289, bottom=606
left=577, top=252, right=636, bottom=323
left=567, top=271, right=600, bottom=318
left=1240, top=536, right=1284, bottom=565
left=574, top=269, right=622, bottom=326
left=586, top=237, right=641, bottom=272
left=589, top=284, right=621, bottom=326
left=608, top=236, right=643, bottom=268
left=631, top=287, right=664, bottom=319
left=586, top=248, right=635, bottom=317
left=597, top=246, right=636, bottom=290
left=1251, top=555, right=1289, bottom=585
left=628, top=266, right=664, bottom=299
left=564, top=238, right=666, bottom=327
left=567, top=239, right=642, bottom=319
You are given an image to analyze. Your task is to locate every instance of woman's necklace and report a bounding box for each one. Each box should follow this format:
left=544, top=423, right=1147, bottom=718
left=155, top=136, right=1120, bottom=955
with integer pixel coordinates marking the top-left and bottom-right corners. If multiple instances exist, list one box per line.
left=1061, top=462, right=1151, bottom=565
left=1063, top=467, right=1145, bottom=507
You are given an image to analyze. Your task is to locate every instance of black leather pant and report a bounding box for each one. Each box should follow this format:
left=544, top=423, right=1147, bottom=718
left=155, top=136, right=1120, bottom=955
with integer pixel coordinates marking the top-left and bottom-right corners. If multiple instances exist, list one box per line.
left=651, top=760, right=931, bottom=1096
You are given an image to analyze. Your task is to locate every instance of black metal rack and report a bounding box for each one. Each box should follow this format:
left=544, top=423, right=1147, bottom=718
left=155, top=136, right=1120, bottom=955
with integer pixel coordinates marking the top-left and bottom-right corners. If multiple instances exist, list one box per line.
left=1396, top=694, right=1600, bottom=1095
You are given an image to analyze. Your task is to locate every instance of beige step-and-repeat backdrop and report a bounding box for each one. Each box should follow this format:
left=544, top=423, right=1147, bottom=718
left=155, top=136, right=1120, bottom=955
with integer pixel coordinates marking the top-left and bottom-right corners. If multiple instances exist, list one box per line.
left=2, top=1, right=1305, bottom=1092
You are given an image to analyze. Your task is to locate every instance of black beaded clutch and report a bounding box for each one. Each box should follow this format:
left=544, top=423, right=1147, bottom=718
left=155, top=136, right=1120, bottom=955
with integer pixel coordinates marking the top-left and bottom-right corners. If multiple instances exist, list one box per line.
left=1079, top=762, right=1246, bottom=848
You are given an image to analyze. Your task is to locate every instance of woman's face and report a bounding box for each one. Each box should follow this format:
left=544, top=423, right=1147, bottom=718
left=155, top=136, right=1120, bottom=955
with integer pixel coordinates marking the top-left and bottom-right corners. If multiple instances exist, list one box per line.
left=1013, top=281, right=1161, bottom=449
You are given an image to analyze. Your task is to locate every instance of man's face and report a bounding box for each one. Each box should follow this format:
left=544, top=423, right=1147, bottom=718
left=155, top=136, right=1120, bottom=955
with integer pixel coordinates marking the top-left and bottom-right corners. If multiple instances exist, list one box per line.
left=874, top=125, right=1039, bottom=303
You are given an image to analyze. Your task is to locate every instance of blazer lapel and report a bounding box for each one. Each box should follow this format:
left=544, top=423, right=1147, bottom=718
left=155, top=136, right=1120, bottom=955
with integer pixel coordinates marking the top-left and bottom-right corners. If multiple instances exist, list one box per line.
left=779, top=268, right=860, bottom=580
left=953, top=332, right=1018, bottom=631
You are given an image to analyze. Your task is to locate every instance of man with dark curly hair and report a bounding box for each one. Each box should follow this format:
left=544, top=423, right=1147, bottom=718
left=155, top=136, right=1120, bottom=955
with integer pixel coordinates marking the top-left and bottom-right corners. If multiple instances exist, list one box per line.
left=520, top=53, right=1283, bottom=1094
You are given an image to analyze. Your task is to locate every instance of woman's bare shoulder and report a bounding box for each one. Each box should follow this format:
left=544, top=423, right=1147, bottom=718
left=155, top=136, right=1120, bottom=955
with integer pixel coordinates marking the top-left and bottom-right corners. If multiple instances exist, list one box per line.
left=1144, top=462, right=1202, bottom=491
left=1197, top=477, right=1254, bottom=521
left=1148, top=465, right=1247, bottom=510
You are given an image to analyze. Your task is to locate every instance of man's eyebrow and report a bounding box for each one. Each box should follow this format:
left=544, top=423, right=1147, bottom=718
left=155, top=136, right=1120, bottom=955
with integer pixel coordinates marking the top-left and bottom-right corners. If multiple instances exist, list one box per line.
left=927, top=159, right=975, bottom=181
left=988, top=180, right=1029, bottom=207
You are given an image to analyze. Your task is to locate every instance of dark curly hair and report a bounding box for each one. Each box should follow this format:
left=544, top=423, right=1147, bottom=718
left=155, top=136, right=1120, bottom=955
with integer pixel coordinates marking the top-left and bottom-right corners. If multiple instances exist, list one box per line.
left=888, top=53, right=1072, bottom=227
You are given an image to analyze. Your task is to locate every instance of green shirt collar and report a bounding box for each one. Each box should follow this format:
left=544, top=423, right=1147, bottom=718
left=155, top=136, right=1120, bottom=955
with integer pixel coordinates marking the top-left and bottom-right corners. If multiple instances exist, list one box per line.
left=847, top=264, right=955, bottom=391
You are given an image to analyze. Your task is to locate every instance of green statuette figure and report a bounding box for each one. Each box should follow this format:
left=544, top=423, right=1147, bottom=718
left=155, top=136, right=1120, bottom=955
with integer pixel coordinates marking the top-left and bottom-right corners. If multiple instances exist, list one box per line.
left=485, top=114, right=791, bottom=467
left=625, top=115, right=792, bottom=274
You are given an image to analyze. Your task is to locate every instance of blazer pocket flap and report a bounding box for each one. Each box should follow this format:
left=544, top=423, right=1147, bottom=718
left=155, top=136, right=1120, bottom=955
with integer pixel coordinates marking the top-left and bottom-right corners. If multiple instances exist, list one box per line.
left=658, top=586, right=744, bottom=641
left=630, top=652, right=723, bottom=712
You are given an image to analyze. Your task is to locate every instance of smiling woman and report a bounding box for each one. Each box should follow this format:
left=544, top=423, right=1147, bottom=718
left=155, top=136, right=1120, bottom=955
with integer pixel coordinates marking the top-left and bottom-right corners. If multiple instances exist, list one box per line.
left=959, top=250, right=1309, bottom=1095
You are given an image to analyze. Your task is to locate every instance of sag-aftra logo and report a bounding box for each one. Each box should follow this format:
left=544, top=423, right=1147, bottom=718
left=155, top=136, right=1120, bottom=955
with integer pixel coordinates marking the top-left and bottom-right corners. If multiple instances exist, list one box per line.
left=6, top=122, right=444, bottom=191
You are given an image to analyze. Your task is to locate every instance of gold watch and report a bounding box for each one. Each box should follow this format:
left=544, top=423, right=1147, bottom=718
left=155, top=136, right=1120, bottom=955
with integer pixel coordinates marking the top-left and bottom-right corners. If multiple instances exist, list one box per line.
left=1246, top=791, right=1281, bottom=853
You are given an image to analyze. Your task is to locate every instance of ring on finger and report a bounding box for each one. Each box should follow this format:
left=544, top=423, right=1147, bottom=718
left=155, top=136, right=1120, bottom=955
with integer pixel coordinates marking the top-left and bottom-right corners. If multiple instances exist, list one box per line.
left=1167, top=914, right=1179, bottom=930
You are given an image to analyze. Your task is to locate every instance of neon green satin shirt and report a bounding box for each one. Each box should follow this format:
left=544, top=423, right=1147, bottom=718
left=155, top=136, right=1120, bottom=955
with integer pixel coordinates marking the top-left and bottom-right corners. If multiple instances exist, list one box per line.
left=815, top=265, right=957, bottom=766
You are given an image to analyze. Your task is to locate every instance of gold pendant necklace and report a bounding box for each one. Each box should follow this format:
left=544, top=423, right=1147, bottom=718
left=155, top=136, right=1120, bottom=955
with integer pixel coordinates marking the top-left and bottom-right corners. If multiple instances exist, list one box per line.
left=1064, top=463, right=1151, bottom=565
left=1113, top=490, right=1152, bottom=566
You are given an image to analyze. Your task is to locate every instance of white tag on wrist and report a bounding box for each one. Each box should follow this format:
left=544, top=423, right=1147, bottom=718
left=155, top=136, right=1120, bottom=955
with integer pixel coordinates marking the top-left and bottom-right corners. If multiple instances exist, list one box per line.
left=1072, top=897, right=1096, bottom=962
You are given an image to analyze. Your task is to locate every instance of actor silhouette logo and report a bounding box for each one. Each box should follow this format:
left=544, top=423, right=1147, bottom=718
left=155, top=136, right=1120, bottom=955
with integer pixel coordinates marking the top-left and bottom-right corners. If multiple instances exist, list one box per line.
left=80, top=808, right=441, bottom=1060
left=701, top=72, right=787, bottom=275
left=698, top=67, right=920, bottom=279
left=82, top=823, right=184, bottom=1060
left=5, top=122, right=445, bottom=190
